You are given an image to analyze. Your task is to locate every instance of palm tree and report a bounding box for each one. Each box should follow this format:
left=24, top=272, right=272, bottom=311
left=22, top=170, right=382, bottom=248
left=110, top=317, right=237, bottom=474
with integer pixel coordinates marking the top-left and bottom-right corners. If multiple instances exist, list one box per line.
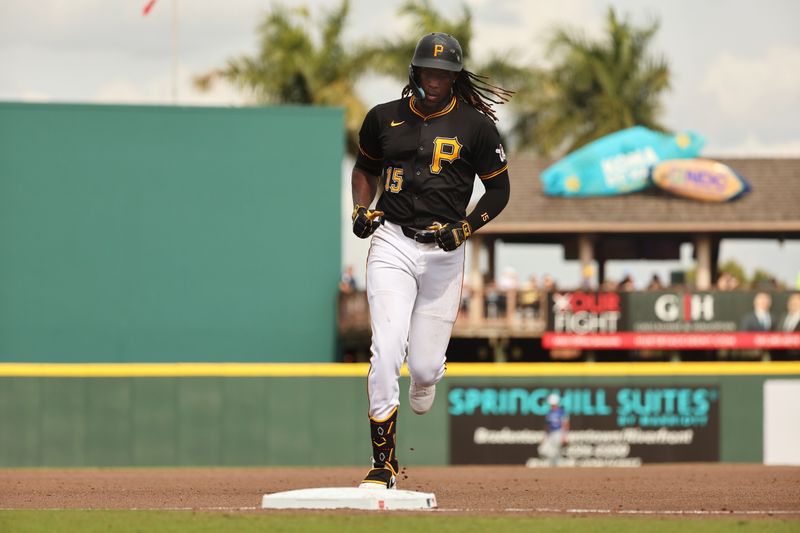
left=358, top=0, right=529, bottom=125
left=513, top=8, right=671, bottom=157
left=193, top=0, right=366, bottom=154
left=359, top=0, right=531, bottom=91
left=357, top=0, right=473, bottom=80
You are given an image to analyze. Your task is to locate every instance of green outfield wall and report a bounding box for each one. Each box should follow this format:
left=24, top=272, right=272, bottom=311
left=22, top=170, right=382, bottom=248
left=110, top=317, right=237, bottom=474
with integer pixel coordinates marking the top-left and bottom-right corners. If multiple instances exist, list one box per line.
left=1, top=362, right=797, bottom=467
left=0, top=103, right=342, bottom=363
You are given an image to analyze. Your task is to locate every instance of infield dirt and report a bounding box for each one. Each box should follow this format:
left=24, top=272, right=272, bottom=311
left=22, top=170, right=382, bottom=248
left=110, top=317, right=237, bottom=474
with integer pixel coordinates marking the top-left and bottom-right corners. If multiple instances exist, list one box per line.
left=2, top=464, right=799, bottom=516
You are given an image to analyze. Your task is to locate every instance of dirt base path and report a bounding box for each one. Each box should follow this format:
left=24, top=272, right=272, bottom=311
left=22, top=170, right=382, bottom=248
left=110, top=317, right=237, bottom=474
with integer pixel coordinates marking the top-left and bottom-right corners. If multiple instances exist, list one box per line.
left=2, top=465, right=799, bottom=516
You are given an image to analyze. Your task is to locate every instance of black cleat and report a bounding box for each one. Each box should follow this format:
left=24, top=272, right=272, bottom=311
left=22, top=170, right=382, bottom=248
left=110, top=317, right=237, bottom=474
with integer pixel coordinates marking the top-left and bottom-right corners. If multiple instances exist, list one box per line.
left=359, top=459, right=398, bottom=490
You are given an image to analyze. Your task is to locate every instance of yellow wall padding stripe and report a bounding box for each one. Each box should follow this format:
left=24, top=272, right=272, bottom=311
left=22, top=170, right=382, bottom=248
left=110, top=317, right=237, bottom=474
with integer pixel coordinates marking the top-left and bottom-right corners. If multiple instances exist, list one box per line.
left=0, top=361, right=798, bottom=378
left=0, top=363, right=368, bottom=378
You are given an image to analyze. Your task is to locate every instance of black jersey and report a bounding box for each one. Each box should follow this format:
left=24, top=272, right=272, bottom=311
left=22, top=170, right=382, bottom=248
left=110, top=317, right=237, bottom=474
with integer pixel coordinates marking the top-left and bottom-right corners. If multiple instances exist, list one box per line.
left=355, top=95, right=508, bottom=228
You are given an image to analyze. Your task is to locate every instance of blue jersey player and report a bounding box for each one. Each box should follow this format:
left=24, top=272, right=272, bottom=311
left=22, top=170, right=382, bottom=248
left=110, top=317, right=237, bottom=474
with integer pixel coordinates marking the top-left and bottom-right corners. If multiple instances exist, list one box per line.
left=539, top=393, right=569, bottom=466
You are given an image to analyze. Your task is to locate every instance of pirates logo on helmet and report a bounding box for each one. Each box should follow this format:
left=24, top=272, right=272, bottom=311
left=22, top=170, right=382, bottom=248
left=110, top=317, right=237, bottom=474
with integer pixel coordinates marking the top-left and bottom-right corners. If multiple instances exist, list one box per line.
left=408, top=33, right=463, bottom=99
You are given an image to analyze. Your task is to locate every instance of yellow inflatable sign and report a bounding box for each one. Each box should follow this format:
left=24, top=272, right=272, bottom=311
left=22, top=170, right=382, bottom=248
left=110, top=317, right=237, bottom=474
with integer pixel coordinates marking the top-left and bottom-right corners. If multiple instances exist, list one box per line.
left=651, top=159, right=750, bottom=202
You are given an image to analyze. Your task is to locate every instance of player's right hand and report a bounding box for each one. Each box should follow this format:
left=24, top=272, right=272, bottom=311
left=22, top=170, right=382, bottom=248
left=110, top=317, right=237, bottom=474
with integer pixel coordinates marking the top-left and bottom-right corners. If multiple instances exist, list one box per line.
left=352, top=205, right=384, bottom=238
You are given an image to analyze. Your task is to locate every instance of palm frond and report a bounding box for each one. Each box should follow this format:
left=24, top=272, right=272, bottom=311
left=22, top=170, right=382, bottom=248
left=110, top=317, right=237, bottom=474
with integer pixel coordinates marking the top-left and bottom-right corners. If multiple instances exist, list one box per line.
left=511, top=6, right=671, bottom=157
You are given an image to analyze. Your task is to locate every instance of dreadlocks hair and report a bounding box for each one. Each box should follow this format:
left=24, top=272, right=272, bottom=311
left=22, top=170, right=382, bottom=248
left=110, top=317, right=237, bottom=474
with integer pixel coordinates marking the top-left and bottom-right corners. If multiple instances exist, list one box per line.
left=403, top=69, right=514, bottom=122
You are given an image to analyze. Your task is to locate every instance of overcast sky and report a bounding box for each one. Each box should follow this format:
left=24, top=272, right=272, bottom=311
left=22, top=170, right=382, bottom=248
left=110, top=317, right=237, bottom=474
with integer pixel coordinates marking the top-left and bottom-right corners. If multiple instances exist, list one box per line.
left=2, top=0, right=799, bottom=287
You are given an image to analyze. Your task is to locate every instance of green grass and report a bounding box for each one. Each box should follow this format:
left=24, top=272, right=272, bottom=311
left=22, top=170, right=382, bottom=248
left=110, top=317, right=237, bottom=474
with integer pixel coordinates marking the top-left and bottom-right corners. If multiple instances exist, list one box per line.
left=0, top=511, right=798, bottom=533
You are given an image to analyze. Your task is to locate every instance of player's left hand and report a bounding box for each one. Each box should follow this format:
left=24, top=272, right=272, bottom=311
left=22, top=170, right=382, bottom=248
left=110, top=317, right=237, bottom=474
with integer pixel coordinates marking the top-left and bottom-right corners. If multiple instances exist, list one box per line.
left=429, top=220, right=472, bottom=251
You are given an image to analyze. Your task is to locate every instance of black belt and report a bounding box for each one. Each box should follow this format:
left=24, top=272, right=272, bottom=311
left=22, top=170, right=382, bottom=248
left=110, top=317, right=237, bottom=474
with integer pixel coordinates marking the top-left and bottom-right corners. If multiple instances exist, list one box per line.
left=401, top=225, right=436, bottom=243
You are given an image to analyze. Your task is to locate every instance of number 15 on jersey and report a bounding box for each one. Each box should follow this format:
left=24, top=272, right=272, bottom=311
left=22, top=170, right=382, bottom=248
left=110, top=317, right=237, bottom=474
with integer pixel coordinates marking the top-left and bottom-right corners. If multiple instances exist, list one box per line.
left=384, top=166, right=404, bottom=193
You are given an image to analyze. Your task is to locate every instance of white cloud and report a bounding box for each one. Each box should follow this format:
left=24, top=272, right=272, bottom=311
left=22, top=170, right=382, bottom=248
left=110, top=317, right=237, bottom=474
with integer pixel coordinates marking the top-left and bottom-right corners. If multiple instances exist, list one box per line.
left=701, top=45, right=800, bottom=118
left=1, top=0, right=107, bottom=27
left=4, top=0, right=800, bottom=159
left=180, top=84, right=249, bottom=107
left=707, top=133, right=800, bottom=158
left=94, top=79, right=151, bottom=104
left=19, top=90, right=52, bottom=102
left=469, top=0, right=601, bottom=65
left=92, top=66, right=249, bottom=107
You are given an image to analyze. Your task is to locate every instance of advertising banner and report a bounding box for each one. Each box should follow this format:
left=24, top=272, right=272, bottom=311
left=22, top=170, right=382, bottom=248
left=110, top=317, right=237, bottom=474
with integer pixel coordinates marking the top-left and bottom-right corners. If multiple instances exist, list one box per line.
left=449, top=384, right=720, bottom=466
left=543, top=332, right=800, bottom=350
left=543, top=291, right=800, bottom=350
left=652, top=159, right=751, bottom=202
left=539, top=126, right=704, bottom=197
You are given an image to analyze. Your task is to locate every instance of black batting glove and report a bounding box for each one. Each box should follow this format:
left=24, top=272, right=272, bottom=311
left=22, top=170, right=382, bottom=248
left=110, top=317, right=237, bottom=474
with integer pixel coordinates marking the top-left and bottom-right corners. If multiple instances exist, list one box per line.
left=352, top=204, right=384, bottom=239
left=430, top=220, right=472, bottom=251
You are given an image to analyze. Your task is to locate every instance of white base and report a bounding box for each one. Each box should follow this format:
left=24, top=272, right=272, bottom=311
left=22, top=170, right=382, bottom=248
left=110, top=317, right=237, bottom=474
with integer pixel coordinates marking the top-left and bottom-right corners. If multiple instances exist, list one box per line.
left=261, top=487, right=437, bottom=510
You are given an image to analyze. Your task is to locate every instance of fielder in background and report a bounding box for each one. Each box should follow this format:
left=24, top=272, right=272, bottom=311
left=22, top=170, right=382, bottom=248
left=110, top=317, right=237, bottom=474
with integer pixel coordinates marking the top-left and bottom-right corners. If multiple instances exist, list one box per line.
left=538, top=394, right=570, bottom=466
left=351, top=32, right=512, bottom=489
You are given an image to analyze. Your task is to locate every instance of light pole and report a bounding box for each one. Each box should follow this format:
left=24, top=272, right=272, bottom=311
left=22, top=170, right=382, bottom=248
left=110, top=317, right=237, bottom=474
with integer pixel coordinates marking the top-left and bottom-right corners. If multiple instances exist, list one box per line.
left=143, top=0, right=179, bottom=104
left=171, top=0, right=179, bottom=104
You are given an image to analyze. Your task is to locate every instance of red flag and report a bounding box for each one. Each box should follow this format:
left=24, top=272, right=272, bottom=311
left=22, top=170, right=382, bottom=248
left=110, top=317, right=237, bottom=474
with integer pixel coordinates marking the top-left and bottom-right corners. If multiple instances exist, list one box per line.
left=142, top=0, right=158, bottom=16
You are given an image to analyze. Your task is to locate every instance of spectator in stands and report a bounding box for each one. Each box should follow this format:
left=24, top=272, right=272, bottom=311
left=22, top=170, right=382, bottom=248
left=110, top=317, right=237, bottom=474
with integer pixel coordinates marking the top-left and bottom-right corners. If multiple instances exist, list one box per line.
left=600, top=279, right=619, bottom=291
left=752, top=276, right=780, bottom=290
left=518, top=275, right=541, bottom=320
left=498, top=267, right=520, bottom=292
left=485, top=279, right=502, bottom=319
left=740, top=292, right=775, bottom=331
left=459, top=277, right=472, bottom=319
left=619, top=273, right=635, bottom=291
left=580, top=264, right=595, bottom=290
left=542, top=274, right=556, bottom=292
left=779, top=293, right=800, bottom=332
left=339, top=265, right=358, bottom=293
left=646, top=273, right=664, bottom=290
left=716, top=272, right=739, bottom=291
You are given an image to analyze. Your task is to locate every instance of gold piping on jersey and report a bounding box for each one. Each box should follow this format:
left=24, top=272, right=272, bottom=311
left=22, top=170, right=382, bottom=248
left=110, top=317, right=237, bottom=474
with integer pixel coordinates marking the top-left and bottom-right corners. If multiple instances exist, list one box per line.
left=479, top=163, right=508, bottom=181
left=409, top=96, right=457, bottom=120
left=358, top=144, right=381, bottom=160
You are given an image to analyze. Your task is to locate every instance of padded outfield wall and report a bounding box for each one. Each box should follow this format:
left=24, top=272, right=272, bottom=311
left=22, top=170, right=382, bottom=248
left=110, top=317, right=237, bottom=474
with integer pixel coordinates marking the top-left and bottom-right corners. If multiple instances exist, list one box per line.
left=2, top=104, right=798, bottom=469
left=0, top=103, right=342, bottom=362
left=1, top=362, right=798, bottom=467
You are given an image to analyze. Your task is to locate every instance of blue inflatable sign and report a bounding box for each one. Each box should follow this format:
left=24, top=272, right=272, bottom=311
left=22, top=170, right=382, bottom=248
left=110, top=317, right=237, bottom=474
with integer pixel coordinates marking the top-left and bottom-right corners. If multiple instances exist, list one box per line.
left=540, top=126, right=705, bottom=197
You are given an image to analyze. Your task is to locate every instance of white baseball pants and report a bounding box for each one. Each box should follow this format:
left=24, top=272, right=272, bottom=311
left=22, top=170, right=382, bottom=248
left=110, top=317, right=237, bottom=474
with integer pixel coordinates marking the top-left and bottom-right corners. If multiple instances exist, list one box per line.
left=538, top=430, right=565, bottom=466
left=366, top=221, right=465, bottom=420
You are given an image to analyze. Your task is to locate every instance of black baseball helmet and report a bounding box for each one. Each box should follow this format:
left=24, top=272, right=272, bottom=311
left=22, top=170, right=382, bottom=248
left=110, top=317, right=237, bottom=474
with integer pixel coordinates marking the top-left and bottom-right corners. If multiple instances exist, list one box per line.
left=408, top=33, right=463, bottom=99
left=411, top=33, right=463, bottom=72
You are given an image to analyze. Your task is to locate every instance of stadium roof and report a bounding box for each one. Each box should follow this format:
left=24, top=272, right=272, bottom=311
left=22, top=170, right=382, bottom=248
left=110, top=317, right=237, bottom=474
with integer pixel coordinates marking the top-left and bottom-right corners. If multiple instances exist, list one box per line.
left=489, top=157, right=800, bottom=236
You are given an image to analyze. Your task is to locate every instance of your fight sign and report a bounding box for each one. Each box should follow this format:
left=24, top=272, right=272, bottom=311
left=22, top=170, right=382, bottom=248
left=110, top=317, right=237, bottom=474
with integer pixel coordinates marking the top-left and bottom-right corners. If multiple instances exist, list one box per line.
left=448, top=384, right=720, bottom=466
left=549, top=291, right=622, bottom=334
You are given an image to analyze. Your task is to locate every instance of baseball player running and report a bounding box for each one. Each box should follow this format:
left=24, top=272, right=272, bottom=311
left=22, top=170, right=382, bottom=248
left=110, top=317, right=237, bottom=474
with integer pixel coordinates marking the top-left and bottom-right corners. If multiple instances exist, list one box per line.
left=351, top=32, right=512, bottom=489
left=538, top=393, right=570, bottom=466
